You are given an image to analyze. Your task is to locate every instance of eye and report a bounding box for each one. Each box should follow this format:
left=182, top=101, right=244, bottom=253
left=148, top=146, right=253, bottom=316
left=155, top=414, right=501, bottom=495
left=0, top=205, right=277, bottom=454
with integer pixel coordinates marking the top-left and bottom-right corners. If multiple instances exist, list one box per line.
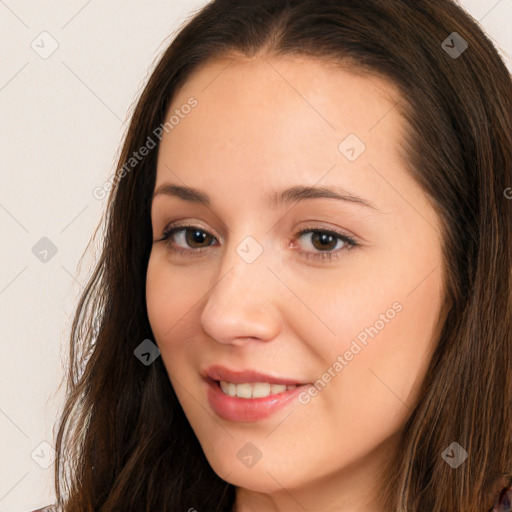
left=158, top=223, right=218, bottom=256
left=156, top=223, right=358, bottom=262
left=293, top=227, right=357, bottom=261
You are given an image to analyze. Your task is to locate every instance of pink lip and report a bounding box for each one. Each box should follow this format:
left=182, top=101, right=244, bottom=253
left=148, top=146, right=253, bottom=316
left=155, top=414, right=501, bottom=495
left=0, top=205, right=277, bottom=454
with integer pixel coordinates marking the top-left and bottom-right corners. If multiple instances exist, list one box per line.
left=202, top=364, right=311, bottom=422
left=204, top=378, right=309, bottom=422
left=203, top=364, right=306, bottom=385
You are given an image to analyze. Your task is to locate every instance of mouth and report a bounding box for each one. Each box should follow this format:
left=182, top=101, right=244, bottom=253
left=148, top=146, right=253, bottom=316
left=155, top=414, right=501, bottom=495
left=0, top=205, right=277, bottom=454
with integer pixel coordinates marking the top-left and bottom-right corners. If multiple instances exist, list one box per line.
left=217, top=380, right=299, bottom=399
left=202, top=365, right=312, bottom=422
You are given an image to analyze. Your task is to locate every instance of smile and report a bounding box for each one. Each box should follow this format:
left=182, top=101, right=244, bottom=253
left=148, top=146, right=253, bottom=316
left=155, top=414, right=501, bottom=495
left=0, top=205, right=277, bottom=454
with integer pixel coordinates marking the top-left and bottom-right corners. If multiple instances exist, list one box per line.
left=219, top=381, right=297, bottom=398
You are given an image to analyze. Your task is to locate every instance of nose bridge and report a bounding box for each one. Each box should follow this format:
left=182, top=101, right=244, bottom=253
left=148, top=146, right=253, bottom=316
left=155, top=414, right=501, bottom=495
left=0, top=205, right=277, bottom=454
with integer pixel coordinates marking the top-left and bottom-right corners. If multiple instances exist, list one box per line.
left=200, top=232, right=282, bottom=343
left=217, top=229, right=270, bottom=287
left=207, top=233, right=271, bottom=310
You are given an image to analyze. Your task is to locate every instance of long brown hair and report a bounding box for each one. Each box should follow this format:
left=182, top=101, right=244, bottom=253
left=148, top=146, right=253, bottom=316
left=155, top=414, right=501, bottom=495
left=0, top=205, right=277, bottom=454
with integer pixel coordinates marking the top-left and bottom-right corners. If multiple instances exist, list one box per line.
left=52, top=0, right=512, bottom=510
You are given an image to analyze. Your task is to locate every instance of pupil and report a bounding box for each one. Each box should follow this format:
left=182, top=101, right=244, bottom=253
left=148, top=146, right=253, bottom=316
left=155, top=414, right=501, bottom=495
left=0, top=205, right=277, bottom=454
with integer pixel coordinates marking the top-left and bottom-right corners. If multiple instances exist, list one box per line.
left=187, top=229, right=208, bottom=247
left=313, top=232, right=336, bottom=251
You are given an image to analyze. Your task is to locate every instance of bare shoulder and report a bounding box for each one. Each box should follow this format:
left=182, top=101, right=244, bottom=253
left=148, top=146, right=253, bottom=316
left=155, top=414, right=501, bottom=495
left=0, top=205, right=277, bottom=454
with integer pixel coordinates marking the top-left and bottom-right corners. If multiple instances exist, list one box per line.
left=30, top=506, right=54, bottom=512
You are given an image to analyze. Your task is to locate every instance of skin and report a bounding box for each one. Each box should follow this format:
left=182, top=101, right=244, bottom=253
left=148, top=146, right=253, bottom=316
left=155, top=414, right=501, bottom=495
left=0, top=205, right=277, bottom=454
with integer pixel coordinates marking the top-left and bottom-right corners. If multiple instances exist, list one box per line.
left=146, top=54, right=448, bottom=512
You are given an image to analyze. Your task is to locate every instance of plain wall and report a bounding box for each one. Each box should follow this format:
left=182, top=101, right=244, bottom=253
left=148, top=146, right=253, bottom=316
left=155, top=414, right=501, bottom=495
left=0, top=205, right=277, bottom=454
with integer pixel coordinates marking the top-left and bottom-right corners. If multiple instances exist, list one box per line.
left=0, top=1, right=510, bottom=510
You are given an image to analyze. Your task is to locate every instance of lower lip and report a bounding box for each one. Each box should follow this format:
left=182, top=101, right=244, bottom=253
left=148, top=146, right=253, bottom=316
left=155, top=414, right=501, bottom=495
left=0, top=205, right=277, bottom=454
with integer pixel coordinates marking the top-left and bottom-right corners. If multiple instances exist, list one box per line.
left=205, top=378, right=309, bottom=422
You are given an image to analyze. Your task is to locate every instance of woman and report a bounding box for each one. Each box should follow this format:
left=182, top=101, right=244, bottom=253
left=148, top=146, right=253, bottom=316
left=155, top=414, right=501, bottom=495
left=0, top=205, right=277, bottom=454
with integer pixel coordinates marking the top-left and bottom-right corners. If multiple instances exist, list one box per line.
left=35, top=0, right=512, bottom=510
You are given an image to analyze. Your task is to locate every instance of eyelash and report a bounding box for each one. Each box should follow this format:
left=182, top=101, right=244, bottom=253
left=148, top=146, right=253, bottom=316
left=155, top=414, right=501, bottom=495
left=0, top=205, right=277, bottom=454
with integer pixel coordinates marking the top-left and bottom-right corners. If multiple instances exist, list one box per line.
left=157, top=223, right=358, bottom=262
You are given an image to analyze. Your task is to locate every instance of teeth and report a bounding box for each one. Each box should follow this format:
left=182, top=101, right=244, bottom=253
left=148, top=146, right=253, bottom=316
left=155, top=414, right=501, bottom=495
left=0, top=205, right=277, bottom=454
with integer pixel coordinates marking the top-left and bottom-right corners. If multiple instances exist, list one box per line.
left=219, top=381, right=297, bottom=399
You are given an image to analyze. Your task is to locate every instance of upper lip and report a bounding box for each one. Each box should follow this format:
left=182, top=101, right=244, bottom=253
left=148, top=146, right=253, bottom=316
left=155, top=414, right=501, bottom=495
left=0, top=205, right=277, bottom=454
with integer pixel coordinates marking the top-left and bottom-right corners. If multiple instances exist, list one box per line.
left=203, top=364, right=307, bottom=385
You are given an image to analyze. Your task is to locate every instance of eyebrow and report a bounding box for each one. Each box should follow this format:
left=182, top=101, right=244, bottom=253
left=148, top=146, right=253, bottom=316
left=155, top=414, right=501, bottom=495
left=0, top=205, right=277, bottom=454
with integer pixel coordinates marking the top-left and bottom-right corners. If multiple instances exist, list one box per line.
left=152, top=183, right=380, bottom=211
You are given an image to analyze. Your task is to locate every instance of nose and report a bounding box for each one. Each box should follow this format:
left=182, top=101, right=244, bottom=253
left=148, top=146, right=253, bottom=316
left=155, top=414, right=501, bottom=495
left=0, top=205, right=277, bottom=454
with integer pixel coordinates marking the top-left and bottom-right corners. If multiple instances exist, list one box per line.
left=199, top=244, right=282, bottom=346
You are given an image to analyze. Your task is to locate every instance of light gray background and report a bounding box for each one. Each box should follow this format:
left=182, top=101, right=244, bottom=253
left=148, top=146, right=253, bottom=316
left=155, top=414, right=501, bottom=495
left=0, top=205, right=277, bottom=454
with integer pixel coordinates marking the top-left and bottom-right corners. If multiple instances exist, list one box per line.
left=0, top=1, right=510, bottom=510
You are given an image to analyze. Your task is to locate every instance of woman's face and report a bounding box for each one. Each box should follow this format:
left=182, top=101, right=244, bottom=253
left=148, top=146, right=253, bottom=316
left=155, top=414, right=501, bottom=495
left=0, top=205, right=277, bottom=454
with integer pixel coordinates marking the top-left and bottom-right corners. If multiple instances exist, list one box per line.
left=146, top=55, right=447, bottom=511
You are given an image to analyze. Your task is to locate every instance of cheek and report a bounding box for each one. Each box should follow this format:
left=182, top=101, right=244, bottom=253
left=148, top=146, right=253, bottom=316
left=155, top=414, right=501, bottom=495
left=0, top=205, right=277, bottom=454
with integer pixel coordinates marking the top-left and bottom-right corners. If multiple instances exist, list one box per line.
left=299, top=251, right=444, bottom=443
left=321, top=270, right=443, bottom=439
left=145, top=254, right=203, bottom=347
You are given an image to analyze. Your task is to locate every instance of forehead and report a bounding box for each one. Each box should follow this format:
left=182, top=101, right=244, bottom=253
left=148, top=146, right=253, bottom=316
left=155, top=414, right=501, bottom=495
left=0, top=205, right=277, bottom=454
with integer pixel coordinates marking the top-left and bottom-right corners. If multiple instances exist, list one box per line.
left=155, top=54, right=408, bottom=193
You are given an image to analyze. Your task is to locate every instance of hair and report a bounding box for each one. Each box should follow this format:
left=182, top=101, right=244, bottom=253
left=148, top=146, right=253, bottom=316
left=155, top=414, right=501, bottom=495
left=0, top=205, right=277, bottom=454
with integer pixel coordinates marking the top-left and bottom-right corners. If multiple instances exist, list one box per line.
left=50, top=0, right=512, bottom=510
